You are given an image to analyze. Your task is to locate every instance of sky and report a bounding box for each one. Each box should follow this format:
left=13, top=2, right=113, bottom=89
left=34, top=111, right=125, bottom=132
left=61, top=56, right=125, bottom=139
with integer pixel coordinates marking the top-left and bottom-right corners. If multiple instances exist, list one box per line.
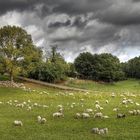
left=0, top=0, right=140, bottom=62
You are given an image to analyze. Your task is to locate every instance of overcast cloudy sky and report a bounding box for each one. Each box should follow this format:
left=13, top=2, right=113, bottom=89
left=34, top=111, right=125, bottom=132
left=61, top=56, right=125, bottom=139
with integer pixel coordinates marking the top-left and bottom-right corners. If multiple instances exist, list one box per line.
left=0, top=0, right=140, bottom=62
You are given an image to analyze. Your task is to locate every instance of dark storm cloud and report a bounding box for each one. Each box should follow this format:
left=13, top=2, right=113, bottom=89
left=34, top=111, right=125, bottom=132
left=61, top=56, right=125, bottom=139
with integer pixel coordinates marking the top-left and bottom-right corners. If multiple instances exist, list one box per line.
left=1, top=0, right=140, bottom=26
left=48, top=20, right=71, bottom=28
left=0, top=0, right=140, bottom=62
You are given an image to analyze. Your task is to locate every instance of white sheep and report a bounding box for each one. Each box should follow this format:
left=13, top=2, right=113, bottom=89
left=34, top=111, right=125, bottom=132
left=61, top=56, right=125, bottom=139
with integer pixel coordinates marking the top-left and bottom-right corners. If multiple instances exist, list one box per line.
left=91, top=128, right=99, bottom=134
left=75, top=113, right=81, bottom=119
left=37, top=116, right=46, bottom=124
left=103, top=115, right=109, bottom=119
left=98, top=128, right=108, bottom=134
left=13, top=120, right=23, bottom=126
left=53, top=112, right=64, bottom=117
left=95, top=101, right=99, bottom=104
left=85, top=108, right=93, bottom=113
left=113, top=108, right=118, bottom=112
left=106, top=100, right=109, bottom=104
left=81, top=113, right=90, bottom=118
left=27, top=106, right=32, bottom=111
left=94, top=112, right=103, bottom=118
left=91, top=128, right=108, bottom=135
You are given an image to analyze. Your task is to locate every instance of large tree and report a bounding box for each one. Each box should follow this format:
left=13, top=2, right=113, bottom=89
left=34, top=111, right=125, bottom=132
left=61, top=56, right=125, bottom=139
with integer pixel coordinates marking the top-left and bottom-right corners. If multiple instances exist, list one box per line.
left=123, top=56, right=140, bottom=79
left=0, top=25, right=41, bottom=82
left=74, top=52, right=125, bottom=82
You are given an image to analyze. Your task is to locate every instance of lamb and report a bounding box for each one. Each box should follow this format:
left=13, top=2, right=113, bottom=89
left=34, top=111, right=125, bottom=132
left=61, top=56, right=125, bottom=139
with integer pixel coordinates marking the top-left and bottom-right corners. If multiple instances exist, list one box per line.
left=58, top=108, right=63, bottom=113
left=85, top=108, right=93, bottom=113
left=106, top=100, right=109, bottom=104
left=37, top=116, right=46, bottom=124
left=98, top=128, right=108, bottom=134
left=81, top=113, right=90, bottom=119
left=74, top=113, right=81, bottom=119
left=113, top=108, right=119, bottom=112
left=103, top=115, right=109, bottom=119
left=53, top=112, right=64, bottom=117
left=91, top=128, right=108, bottom=135
left=94, top=112, right=103, bottom=118
left=27, top=106, right=32, bottom=111
left=91, top=128, right=99, bottom=134
left=13, top=120, right=23, bottom=126
left=128, top=110, right=140, bottom=115
left=95, top=101, right=99, bottom=104
left=136, top=102, right=140, bottom=106
left=57, top=105, right=63, bottom=108
left=117, top=113, right=126, bottom=118
left=111, top=93, right=116, bottom=97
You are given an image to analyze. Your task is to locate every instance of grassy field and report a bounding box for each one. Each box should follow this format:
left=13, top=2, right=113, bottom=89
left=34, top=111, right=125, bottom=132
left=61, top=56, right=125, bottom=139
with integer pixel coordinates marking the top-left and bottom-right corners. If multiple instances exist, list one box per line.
left=0, top=77, right=140, bottom=140
left=64, top=78, right=140, bottom=93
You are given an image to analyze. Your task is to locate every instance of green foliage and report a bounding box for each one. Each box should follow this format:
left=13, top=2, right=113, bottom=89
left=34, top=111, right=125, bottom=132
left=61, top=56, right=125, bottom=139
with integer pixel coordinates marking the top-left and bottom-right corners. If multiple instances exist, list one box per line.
left=28, top=47, right=69, bottom=83
left=74, top=52, right=125, bottom=82
left=0, top=25, right=41, bottom=82
left=123, top=56, right=140, bottom=79
left=66, top=63, right=77, bottom=77
left=74, top=52, right=94, bottom=79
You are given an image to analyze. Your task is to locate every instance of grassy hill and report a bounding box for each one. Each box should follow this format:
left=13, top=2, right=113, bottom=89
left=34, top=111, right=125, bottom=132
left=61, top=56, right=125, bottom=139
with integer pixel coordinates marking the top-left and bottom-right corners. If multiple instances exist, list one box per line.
left=63, top=78, right=140, bottom=94
left=0, top=76, right=140, bottom=140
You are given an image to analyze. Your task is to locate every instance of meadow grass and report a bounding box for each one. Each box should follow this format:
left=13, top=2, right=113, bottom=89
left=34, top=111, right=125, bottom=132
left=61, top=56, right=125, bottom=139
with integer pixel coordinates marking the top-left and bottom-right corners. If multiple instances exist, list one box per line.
left=0, top=77, right=140, bottom=140
left=64, top=78, right=140, bottom=94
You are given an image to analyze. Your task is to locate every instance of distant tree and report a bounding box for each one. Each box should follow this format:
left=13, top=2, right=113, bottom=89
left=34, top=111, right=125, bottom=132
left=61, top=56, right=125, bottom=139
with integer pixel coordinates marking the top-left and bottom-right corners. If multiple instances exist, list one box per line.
left=0, top=25, right=41, bottom=82
left=74, top=52, right=94, bottom=79
left=28, top=46, right=69, bottom=83
left=66, top=63, right=77, bottom=78
left=92, top=53, right=125, bottom=82
left=123, top=56, right=140, bottom=79
left=74, top=52, right=125, bottom=82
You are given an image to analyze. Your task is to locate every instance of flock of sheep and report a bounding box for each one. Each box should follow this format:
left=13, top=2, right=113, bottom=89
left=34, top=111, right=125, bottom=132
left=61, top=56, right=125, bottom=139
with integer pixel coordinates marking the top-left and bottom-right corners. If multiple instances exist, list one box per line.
left=1, top=82, right=140, bottom=136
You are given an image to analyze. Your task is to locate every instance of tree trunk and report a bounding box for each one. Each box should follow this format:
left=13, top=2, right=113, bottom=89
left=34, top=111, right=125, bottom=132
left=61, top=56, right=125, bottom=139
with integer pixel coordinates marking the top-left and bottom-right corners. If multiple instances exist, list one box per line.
left=10, top=72, right=14, bottom=83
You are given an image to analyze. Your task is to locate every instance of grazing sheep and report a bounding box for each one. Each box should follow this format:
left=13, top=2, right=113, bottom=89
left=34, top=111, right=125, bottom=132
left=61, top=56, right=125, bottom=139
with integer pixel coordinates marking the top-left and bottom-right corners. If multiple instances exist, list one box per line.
left=103, top=128, right=109, bottom=134
left=95, top=101, right=99, bottom=104
left=106, top=100, right=109, bottom=104
left=122, top=100, right=127, bottom=105
left=42, top=105, right=48, bottom=108
left=113, top=108, right=118, bottom=112
left=85, top=108, right=93, bottom=113
left=34, top=103, right=38, bottom=106
left=57, top=105, right=63, bottom=108
left=129, top=110, right=140, bottom=115
left=40, top=118, right=46, bottom=124
left=111, top=93, right=116, bottom=97
left=117, top=113, right=126, bottom=118
left=98, top=128, right=108, bottom=134
left=74, top=113, right=81, bottom=119
left=27, top=100, right=31, bottom=103
left=103, top=115, right=109, bottom=119
left=81, top=113, right=90, bottom=119
left=37, top=116, right=46, bottom=124
left=91, top=128, right=99, bottom=134
left=58, top=108, right=63, bottom=113
left=37, top=116, right=42, bottom=122
left=91, top=128, right=108, bottom=135
left=128, top=110, right=134, bottom=115
left=136, top=102, right=140, bottom=106
left=13, top=120, right=23, bottom=126
left=53, top=112, right=64, bottom=118
left=16, top=103, right=24, bottom=108
left=95, top=104, right=100, bottom=109
left=94, top=112, right=103, bottom=118
left=27, top=106, right=32, bottom=111
left=80, top=99, right=84, bottom=102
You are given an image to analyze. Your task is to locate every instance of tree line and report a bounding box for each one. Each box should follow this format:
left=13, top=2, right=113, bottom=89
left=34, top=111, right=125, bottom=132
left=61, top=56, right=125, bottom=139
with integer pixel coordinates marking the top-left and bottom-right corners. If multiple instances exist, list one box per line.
left=0, top=26, right=140, bottom=83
